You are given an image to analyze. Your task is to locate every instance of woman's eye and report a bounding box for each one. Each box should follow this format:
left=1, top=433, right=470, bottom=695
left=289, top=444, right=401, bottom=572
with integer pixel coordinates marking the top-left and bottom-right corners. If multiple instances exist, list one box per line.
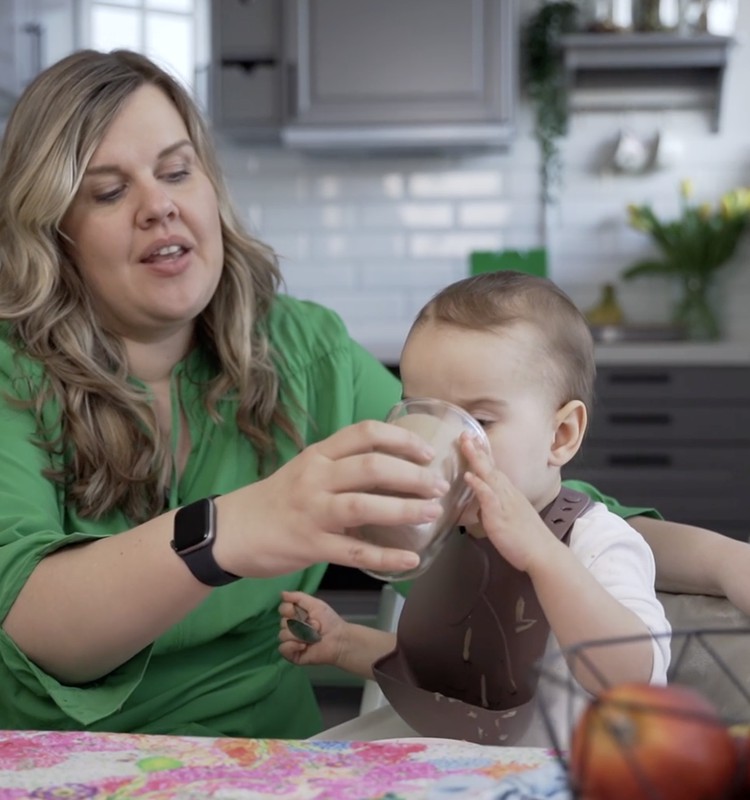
left=94, top=187, right=124, bottom=203
left=163, top=169, right=190, bottom=183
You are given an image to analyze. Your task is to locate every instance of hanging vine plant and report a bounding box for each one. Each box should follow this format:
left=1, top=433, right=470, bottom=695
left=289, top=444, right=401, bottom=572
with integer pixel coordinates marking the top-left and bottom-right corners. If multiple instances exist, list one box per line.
left=524, top=2, right=580, bottom=205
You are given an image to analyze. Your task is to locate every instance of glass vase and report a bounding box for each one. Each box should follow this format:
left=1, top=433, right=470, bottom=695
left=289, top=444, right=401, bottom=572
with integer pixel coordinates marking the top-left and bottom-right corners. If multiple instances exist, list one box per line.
left=673, top=276, right=720, bottom=341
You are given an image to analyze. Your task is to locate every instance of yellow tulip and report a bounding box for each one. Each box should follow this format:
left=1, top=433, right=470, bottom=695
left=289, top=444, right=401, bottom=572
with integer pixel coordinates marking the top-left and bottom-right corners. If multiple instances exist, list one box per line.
left=680, top=178, right=694, bottom=199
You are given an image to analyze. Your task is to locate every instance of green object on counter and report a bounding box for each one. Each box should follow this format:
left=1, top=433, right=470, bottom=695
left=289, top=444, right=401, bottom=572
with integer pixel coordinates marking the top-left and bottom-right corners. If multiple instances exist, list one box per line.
left=469, top=248, right=547, bottom=278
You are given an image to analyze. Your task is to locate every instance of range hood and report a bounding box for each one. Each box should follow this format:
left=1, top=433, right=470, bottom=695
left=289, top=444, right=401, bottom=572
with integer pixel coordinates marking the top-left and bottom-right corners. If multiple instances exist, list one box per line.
left=280, top=121, right=516, bottom=153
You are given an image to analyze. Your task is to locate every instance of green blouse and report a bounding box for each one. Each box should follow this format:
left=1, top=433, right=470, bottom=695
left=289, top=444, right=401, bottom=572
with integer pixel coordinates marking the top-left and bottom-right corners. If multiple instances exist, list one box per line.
left=0, top=296, right=403, bottom=738
left=0, top=294, right=658, bottom=738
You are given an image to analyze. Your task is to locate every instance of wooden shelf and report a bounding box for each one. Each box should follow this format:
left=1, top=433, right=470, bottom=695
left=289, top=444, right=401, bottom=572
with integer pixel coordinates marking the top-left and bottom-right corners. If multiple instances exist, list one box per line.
left=559, top=33, right=733, bottom=130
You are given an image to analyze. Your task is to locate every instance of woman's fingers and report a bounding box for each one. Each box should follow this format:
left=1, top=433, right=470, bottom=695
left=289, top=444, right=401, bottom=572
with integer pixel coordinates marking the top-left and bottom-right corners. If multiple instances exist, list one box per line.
left=313, top=419, right=436, bottom=464
left=324, top=451, right=450, bottom=498
left=315, top=529, right=421, bottom=575
left=323, top=490, right=444, bottom=531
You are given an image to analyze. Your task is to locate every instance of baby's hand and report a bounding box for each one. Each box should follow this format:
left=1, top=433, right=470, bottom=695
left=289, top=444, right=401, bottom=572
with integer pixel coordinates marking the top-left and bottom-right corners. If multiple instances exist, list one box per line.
left=278, top=590, right=349, bottom=668
left=460, top=435, right=559, bottom=573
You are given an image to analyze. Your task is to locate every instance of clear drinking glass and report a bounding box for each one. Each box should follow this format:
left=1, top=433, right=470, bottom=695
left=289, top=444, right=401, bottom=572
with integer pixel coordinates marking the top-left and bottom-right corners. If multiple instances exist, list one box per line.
left=355, top=398, right=491, bottom=583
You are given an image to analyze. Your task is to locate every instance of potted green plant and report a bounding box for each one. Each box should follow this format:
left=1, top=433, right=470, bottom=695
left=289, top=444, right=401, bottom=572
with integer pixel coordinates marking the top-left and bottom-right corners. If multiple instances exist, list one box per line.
left=524, top=1, right=579, bottom=206
left=622, top=180, right=750, bottom=340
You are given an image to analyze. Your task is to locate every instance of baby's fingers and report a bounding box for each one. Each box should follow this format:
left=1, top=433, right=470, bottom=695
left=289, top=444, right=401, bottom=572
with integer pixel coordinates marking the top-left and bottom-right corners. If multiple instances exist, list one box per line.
left=460, top=434, right=495, bottom=481
left=464, top=470, right=502, bottom=517
left=278, top=637, right=309, bottom=665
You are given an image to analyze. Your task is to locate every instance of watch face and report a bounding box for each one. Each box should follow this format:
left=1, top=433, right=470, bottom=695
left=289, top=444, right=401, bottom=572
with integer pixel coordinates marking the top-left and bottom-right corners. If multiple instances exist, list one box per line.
left=174, top=498, right=215, bottom=554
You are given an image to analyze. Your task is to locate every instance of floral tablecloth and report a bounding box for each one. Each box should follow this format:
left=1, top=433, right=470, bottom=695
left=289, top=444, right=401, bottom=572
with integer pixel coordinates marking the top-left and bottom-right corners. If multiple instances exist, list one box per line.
left=0, top=730, right=562, bottom=799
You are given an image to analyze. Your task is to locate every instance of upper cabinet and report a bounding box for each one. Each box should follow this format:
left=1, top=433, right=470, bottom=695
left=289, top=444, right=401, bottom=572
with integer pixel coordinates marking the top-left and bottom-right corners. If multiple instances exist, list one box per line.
left=280, top=0, right=518, bottom=151
left=209, top=0, right=284, bottom=140
left=0, top=0, right=76, bottom=121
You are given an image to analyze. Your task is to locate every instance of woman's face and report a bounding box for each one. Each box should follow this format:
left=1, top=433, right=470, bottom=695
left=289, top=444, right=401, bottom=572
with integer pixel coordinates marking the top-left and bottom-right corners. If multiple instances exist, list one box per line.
left=62, top=84, right=223, bottom=345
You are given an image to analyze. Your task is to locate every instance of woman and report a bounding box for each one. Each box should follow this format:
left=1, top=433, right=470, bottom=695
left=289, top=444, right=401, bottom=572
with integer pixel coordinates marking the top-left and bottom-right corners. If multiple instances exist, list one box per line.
left=0, top=49, right=444, bottom=737
left=0, top=49, right=746, bottom=738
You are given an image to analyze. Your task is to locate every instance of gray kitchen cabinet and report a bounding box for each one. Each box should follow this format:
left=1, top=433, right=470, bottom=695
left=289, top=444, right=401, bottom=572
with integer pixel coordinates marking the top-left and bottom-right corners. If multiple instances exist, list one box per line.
left=210, top=0, right=284, bottom=139
left=281, top=0, right=518, bottom=151
left=0, top=0, right=76, bottom=114
left=564, top=365, right=750, bottom=541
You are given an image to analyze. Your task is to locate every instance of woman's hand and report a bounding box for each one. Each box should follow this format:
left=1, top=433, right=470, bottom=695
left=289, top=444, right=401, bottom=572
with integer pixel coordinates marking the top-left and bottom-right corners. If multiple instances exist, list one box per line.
left=215, top=420, right=450, bottom=579
left=278, top=590, right=395, bottom=679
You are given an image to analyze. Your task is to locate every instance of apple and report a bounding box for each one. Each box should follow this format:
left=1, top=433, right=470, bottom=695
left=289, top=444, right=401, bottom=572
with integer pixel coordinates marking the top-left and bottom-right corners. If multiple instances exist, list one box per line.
left=729, top=725, right=750, bottom=798
left=570, top=682, right=739, bottom=800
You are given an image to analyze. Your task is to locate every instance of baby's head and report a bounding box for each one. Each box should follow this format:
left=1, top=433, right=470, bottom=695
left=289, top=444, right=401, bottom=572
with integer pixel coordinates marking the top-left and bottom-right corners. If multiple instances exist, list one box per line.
left=400, top=271, right=595, bottom=511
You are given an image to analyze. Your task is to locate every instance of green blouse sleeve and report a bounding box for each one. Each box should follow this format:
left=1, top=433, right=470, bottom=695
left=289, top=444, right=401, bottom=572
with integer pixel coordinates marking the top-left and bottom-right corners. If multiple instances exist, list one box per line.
left=562, top=478, right=663, bottom=520
left=0, top=344, right=153, bottom=726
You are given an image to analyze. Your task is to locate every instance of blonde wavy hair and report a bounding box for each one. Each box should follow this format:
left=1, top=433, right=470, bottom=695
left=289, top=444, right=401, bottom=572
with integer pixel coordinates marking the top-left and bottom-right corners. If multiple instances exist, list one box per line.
left=409, top=271, right=596, bottom=415
left=0, top=49, right=299, bottom=522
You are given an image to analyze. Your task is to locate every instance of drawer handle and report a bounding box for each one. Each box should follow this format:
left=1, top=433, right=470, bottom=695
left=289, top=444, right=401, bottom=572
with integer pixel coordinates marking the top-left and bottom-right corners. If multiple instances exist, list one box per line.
left=608, top=454, right=672, bottom=467
left=607, top=372, right=670, bottom=385
left=607, top=413, right=672, bottom=425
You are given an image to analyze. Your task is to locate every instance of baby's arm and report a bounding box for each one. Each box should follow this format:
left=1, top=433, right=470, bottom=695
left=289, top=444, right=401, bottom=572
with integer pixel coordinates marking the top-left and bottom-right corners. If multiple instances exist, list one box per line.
left=516, top=516, right=658, bottom=693
left=629, top=516, right=750, bottom=615
left=278, top=590, right=395, bottom=680
left=461, top=439, right=660, bottom=693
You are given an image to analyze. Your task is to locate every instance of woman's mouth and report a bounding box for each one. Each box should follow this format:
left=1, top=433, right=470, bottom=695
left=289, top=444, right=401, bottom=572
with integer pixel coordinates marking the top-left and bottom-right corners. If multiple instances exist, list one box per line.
left=142, top=244, right=187, bottom=263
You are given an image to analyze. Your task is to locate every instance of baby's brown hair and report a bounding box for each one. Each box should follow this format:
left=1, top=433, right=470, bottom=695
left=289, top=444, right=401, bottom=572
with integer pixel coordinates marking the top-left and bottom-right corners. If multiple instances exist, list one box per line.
left=409, top=271, right=595, bottom=414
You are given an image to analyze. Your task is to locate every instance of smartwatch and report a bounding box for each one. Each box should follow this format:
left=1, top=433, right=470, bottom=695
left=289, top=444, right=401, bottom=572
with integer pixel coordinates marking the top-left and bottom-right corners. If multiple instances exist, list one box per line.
left=171, top=496, right=241, bottom=587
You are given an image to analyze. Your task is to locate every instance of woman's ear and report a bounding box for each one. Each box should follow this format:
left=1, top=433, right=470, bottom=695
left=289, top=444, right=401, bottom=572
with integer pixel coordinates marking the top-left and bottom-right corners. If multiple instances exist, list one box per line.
left=549, top=399, right=587, bottom=467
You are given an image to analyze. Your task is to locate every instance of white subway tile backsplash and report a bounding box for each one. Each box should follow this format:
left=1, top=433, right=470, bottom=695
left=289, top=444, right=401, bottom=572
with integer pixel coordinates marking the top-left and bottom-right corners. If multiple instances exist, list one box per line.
left=312, top=233, right=407, bottom=260
left=306, top=291, right=409, bottom=324
left=408, top=171, right=505, bottom=199
left=313, top=173, right=406, bottom=200
left=409, top=232, right=503, bottom=259
left=220, top=11, right=750, bottom=351
left=261, top=204, right=359, bottom=231
left=234, top=175, right=312, bottom=202
left=458, top=202, right=512, bottom=228
left=280, top=261, right=358, bottom=291
left=361, top=202, right=453, bottom=229
left=360, top=259, right=459, bottom=289
left=263, top=233, right=311, bottom=261
left=245, top=204, right=263, bottom=235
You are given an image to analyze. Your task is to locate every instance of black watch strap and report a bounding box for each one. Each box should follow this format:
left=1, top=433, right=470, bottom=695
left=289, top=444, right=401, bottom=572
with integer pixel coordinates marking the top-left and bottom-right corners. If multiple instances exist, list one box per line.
left=180, top=542, right=241, bottom=587
left=172, top=497, right=241, bottom=587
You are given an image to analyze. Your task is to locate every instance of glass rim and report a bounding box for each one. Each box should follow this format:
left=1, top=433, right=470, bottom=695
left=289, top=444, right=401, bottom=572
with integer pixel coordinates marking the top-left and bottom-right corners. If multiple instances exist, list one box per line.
left=388, top=396, right=491, bottom=450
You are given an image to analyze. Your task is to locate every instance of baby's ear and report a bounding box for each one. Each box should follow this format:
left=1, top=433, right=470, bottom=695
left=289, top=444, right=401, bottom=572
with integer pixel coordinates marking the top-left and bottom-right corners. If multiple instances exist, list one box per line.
left=550, top=400, right=587, bottom=467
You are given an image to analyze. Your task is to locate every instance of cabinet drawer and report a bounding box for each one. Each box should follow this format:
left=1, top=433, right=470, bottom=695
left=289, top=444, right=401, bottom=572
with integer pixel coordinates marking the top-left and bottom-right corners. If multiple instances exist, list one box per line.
left=573, top=444, right=749, bottom=472
left=587, top=406, right=750, bottom=442
left=595, top=366, right=750, bottom=402
left=566, top=468, right=749, bottom=528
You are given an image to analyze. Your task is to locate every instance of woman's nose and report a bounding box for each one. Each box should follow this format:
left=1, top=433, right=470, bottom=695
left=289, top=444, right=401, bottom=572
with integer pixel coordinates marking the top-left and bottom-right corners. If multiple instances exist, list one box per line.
left=135, top=184, right=178, bottom=227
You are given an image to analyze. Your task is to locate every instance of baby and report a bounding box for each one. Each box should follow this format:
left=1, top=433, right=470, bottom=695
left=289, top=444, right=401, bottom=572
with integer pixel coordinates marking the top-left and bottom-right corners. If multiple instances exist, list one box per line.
left=279, top=271, right=670, bottom=745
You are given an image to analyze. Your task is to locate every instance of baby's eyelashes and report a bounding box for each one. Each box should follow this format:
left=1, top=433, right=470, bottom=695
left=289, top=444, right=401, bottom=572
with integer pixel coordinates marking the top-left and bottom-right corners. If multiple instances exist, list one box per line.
left=466, top=414, right=495, bottom=431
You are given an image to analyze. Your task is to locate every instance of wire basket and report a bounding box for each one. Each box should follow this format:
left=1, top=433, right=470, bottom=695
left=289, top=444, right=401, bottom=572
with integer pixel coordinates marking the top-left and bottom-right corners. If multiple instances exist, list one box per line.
left=535, top=627, right=750, bottom=800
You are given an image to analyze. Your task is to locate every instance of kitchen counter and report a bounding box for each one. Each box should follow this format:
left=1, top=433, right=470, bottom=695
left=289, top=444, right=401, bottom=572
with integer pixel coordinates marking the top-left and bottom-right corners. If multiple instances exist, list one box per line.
left=360, top=336, right=750, bottom=367
left=591, top=341, right=750, bottom=365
